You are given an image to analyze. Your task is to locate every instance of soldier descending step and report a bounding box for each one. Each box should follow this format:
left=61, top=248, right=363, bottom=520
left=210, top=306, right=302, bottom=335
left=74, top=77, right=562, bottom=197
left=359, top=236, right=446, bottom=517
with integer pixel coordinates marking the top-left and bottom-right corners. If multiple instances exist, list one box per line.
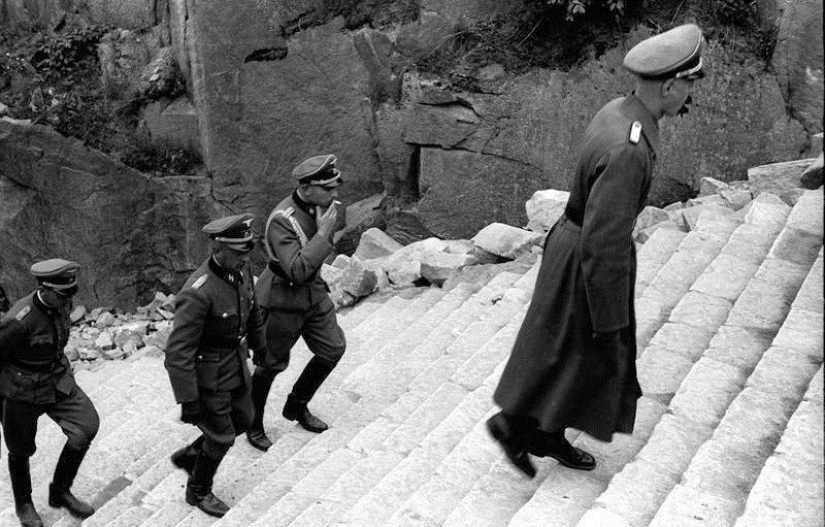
left=164, top=214, right=267, bottom=518
left=0, top=259, right=100, bottom=527
left=246, top=154, right=347, bottom=451
left=488, top=23, right=707, bottom=478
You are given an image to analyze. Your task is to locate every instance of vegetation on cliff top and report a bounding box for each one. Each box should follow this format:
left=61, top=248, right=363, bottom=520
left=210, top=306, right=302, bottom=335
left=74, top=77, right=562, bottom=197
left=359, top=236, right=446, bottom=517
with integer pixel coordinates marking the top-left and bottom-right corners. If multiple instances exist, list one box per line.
left=0, top=0, right=775, bottom=170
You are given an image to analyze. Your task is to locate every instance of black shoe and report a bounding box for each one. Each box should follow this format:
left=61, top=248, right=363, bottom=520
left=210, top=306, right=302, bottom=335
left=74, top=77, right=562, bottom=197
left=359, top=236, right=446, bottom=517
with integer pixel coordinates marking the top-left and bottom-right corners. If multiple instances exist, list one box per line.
left=171, top=447, right=196, bottom=475
left=48, top=484, right=94, bottom=519
left=486, top=413, right=536, bottom=479
left=185, top=487, right=230, bottom=518
left=247, top=429, right=273, bottom=451
left=283, top=398, right=329, bottom=433
left=14, top=501, right=43, bottom=527
left=528, top=436, right=596, bottom=471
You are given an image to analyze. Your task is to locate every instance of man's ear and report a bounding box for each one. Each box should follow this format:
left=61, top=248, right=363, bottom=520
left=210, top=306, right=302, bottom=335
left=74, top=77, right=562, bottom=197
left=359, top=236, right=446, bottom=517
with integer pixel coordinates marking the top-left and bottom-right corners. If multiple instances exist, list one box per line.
left=661, top=78, right=676, bottom=96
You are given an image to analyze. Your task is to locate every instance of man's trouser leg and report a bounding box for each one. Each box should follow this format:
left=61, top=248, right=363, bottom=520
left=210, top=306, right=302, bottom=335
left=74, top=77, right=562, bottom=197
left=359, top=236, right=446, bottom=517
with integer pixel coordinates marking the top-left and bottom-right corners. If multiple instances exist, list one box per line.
left=3, top=399, right=45, bottom=527
left=247, top=308, right=295, bottom=450
left=186, top=450, right=229, bottom=518
left=8, top=454, right=43, bottom=527
left=185, top=389, right=239, bottom=517
left=47, top=386, right=99, bottom=519
left=171, top=435, right=205, bottom=475
left=282, top=297, right=346, bottom=433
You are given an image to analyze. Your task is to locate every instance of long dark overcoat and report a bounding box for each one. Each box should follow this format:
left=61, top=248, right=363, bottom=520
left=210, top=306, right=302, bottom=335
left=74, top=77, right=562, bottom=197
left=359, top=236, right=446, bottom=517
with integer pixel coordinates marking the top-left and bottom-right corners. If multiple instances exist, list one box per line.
left=494, top=95, right=659, bottom=442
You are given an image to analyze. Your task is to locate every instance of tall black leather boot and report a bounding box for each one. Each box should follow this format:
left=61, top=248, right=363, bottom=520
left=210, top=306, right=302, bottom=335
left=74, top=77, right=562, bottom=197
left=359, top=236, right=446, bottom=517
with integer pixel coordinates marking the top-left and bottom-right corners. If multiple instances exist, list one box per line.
left=171, top=435, right=204, bottom=475
left=185, top=452, right=229, bottom=518
left=282, top=356, right=336, bottom=433
left=48, top=444, right=95, bottom=519
left=8, top=453, right=43, bottom=527
left=247, top=368, right=277, bottom=451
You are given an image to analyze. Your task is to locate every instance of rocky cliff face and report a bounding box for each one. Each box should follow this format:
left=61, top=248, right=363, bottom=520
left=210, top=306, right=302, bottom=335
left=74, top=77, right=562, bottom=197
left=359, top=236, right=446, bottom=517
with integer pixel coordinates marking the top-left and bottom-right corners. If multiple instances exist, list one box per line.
left=0, top=0, right=821, bottom=308
left=0, top=121, right=219, bottom=309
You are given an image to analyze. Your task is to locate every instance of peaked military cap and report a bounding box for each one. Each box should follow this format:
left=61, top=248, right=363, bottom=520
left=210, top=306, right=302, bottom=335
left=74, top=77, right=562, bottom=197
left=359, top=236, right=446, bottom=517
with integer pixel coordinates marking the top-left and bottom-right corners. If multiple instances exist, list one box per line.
left=624, top=23, right=705, bottom=80
left=203, top=213, right=255, bottom=252
left=30, top=258, right=80, bottom=290
left=292, top=154, right=343, bottom=187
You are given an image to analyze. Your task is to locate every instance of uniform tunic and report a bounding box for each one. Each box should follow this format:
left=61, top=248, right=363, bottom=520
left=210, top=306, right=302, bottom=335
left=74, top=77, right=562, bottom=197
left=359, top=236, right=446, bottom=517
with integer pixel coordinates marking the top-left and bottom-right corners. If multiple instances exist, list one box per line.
left=0, top=292, right=99, bottom=456
left=165, top=257, right=266, bottom=458
left=493, top=95, right=658, bottom=442
left=255, top=191, right=346, bottom=371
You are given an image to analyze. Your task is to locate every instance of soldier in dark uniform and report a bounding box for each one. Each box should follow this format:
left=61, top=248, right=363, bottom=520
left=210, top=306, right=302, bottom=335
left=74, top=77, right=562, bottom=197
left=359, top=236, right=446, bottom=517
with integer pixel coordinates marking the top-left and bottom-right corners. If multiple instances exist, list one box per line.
left=488, top=24, right=706, bottom=478
left=164, top=213, right=266, bottom=518
left=246, top=154, right=346, bottom=451
left=0, top=259, right=100, bottom=527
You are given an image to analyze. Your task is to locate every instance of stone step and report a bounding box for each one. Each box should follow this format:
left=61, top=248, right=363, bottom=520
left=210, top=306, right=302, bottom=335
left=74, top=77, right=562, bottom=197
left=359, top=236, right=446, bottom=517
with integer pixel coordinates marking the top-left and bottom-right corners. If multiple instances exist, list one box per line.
left=252, top=382, right=472, bottom=527
left=102, top=293, right=443, bottom=526
left=575, top=236, right=822, bottom=526
left=647, top=251, right=824, bottom=527
left=635, top=212, right=744, bottom=349
left=150, top=286, right=479, bottom=523
left=205, top=274, right=534, bottom=527
left=635, top=228, right=688, bottom=295
left=731, top=367, right=823, bottom=527
left=334, top=383, right=500, bottom=527
left=275, top=305, right=532, bottom=527
left=142, top=271, right=529, bottom=527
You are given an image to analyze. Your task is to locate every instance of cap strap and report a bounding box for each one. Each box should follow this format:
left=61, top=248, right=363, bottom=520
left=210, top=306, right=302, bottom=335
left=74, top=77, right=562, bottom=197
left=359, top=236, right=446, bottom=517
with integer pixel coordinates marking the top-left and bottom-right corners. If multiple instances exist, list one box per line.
left=674, top=56, right=703, bottom=79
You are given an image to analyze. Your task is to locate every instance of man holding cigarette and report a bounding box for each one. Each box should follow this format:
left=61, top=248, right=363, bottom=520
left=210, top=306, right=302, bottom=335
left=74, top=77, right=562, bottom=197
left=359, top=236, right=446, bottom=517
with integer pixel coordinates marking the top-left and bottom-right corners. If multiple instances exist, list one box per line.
left=247, top=154, right=347, bottom=451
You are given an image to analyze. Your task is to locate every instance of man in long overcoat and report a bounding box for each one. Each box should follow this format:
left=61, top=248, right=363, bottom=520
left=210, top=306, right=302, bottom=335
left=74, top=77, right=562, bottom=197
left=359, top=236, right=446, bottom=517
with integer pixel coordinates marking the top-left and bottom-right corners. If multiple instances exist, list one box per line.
left=488, top=24, right=706, bottom=478
left=164, top=213, right=266, bottom=517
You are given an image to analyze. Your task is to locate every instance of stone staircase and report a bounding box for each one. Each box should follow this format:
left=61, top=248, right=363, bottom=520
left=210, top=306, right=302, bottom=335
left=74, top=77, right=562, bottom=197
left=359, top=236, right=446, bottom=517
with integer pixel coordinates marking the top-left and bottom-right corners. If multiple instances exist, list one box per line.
left=0, top=188, right=821, bottom=527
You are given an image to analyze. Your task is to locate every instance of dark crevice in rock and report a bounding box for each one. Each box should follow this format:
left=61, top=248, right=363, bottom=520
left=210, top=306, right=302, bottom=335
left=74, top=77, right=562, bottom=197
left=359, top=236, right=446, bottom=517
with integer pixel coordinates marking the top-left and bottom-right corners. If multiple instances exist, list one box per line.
left=280, top=9, right=322, bottom=39
left=407, top=145, right=421, bottom=199
left=3, top=175, right=38, bottom=193
left=244, top=47, right=288, bottom=63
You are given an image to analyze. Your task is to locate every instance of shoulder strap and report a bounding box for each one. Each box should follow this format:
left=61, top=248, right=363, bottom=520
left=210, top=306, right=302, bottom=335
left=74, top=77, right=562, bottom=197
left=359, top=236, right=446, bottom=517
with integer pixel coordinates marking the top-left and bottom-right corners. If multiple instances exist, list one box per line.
left=191, top=274, right=208, bottom=290
left=15, top=305, right=31, bottom=321
left=264, top=207, right=308, bottom=262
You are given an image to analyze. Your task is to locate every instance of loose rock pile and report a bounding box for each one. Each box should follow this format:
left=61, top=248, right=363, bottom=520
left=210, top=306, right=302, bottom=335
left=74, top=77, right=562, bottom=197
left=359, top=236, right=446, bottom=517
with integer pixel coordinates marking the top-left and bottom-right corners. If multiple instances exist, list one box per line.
left=65, top=292, right=175, bottom=369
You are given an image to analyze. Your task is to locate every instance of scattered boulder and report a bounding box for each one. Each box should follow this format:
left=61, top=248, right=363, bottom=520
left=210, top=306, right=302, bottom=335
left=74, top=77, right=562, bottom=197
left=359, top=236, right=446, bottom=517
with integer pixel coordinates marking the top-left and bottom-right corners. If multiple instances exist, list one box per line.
left=719, top=186, right=754, bottom=210
left=143, top=321, right=173, bottom=350
left=339, top=257, right=378, bottom=298
left=800, top=154, right=824, bottom=190
left=698, top=176, right=729, bottom=196
left=525, top=189, right=570, bottom=233
left=471, top=223, right=542, bottom=260
left=352, top=228, right=403, bottom=261
left=747, top=158, right=817, bottom=196
left=688, top=195, right=729, bottom=208
left=420, top=252, right=476, bottom=287
left=633, top=206, right=671, bottom=241
left=70, top=305, right=87, bottom=324
left=94, top=332, right=115, bottom=351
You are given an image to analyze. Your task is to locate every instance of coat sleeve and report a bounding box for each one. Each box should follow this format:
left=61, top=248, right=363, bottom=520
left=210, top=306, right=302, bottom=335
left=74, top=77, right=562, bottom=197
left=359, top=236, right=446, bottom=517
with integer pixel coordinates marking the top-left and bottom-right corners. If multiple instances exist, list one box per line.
left=245, top=269, right=266, bottom=352
left=580, top=144, right=650, bottom=333
left=0, top=318, right=26, bottom=365
left=267, top=214, right=333, bottom=283
left=164, top=287, right=208, bottom=403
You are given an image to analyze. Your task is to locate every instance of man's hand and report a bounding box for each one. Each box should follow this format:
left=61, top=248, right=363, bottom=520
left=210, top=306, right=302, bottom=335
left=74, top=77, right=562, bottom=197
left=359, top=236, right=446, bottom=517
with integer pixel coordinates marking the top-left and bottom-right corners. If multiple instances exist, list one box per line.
left=316, top=202, right=339, bottom=240
left=180, top=401, right=201, bottom=424
left=251, top=348, right=266, bottom=366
